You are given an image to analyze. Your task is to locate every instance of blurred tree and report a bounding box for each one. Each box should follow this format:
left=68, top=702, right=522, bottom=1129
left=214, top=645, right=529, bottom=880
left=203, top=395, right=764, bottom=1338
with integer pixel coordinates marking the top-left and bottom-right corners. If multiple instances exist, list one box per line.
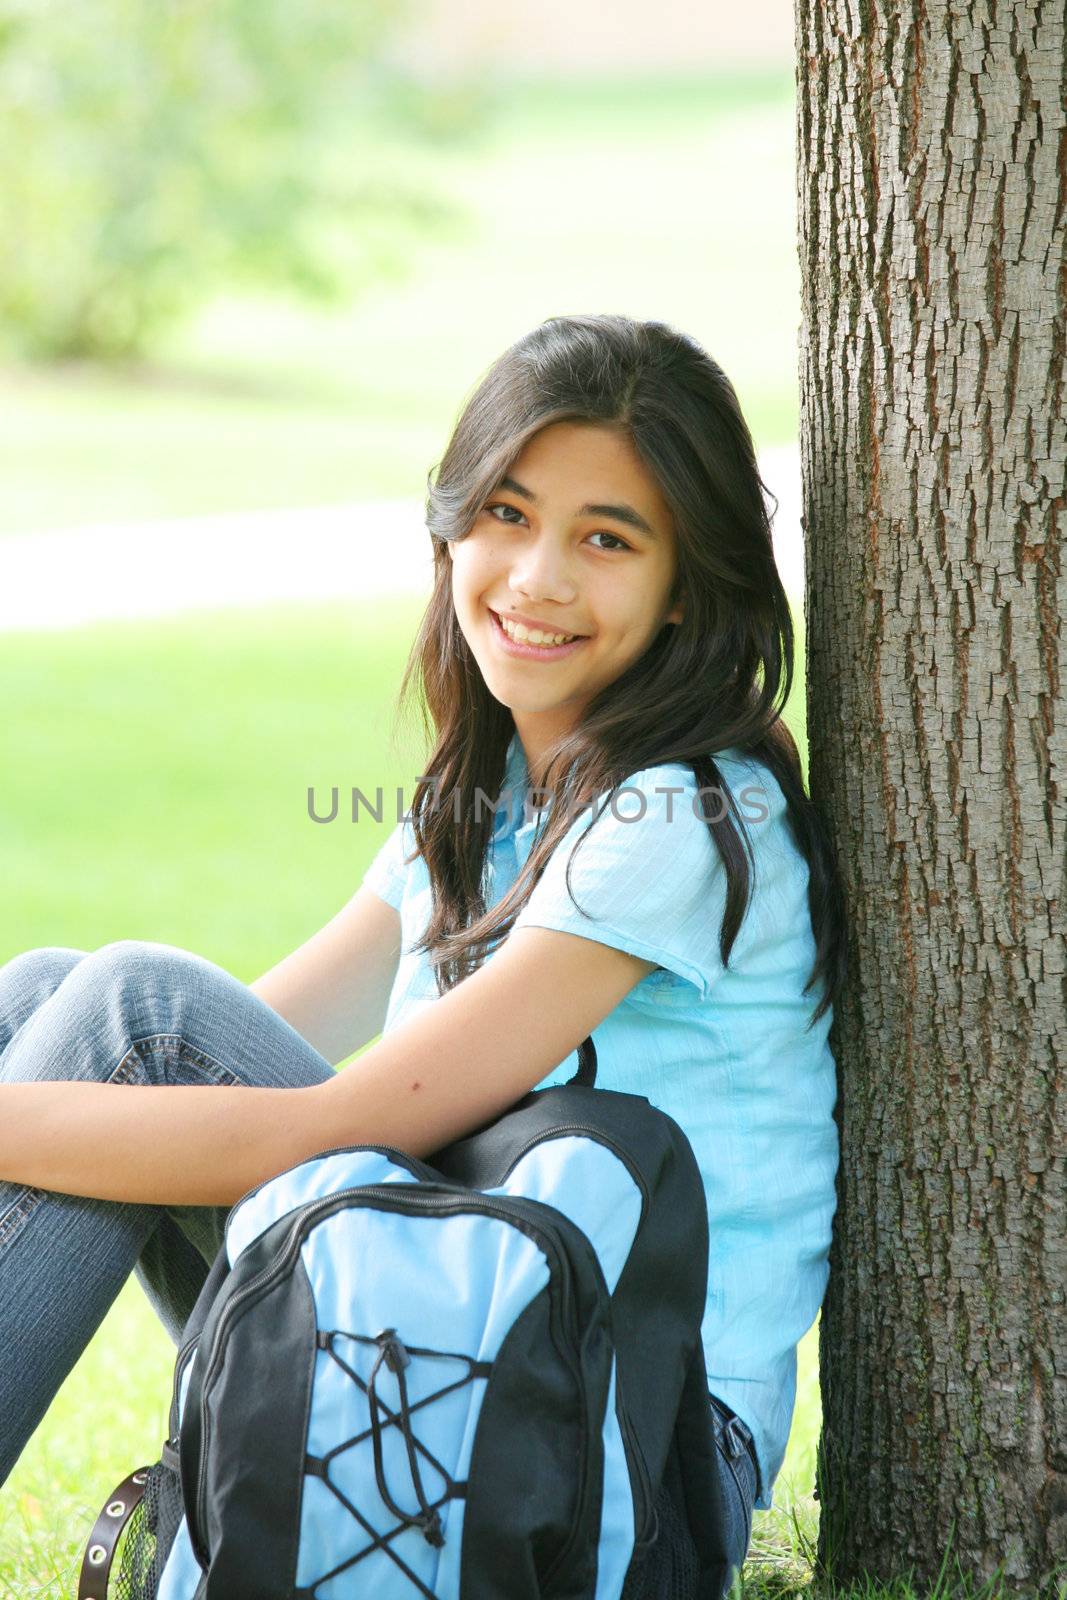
left=0, top=0, right=489, bottom=361
left=798, top=0, right=1065, bottom=1591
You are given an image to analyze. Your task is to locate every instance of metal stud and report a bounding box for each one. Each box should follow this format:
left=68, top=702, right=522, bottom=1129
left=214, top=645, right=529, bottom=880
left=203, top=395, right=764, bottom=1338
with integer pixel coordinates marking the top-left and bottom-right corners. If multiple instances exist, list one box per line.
left=106, top=1499, right=126, bottom=1517
left=88, top=1544, right=107, bottom=1565
left=132, top=1470, right=148, bottom=1484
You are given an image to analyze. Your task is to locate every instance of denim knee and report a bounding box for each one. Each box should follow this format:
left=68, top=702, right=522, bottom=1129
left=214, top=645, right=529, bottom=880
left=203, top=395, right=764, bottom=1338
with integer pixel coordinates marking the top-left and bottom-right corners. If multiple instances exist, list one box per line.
left=51, top=938, right=213, bottom=1040
left=77, top=939, right=197, bottom=980
left=0, top=945, right=88, bottom=993
left=0, top=940, right=212, bottom=1086
left=0, top=947, right=89, bottom=1035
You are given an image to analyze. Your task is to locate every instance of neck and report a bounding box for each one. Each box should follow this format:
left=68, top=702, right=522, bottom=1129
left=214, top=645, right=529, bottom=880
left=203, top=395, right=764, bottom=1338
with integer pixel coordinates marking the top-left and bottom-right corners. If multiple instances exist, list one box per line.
left=511, top=722, right=564, bottom=796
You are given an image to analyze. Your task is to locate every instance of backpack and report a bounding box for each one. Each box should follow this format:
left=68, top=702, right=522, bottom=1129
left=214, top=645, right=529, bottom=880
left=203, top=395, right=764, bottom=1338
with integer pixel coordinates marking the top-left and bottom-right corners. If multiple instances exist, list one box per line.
left=79, top=1037, right=733, bottom=1599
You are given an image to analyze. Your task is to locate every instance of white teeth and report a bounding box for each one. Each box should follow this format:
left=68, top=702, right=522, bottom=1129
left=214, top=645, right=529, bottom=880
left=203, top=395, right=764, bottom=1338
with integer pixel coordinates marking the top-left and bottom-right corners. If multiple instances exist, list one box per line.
left=498, top=615, right=576, bottom=647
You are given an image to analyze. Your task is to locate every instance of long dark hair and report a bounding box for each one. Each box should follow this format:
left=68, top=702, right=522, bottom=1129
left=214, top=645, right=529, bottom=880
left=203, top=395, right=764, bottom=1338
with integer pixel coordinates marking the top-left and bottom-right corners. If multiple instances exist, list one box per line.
left=391, top=313, right=847, bottom=1027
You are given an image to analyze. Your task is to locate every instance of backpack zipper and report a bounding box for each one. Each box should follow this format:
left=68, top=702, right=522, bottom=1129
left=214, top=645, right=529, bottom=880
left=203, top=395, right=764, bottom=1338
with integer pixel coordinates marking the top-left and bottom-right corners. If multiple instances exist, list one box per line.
left=167, top=1337, right=198, bottom=1446
left=226, top=1121, right=653, bottom=1236
left=165, top=1146, right=453, bottom=1444
left=617, top=1399, right=655, bottom=1549
left=225, top=1140, right=454, bottom=1238
left=489, top=1121, right=651, bottom=1225
left=185, top=1182, right=600, bottom=1576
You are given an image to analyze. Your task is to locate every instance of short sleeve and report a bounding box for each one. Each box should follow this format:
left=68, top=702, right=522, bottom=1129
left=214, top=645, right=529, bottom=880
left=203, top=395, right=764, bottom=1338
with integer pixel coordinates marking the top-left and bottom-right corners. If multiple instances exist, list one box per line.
left=360, top=819, right=410, bottom=912
left=511, top=768, right=733, bottom=1002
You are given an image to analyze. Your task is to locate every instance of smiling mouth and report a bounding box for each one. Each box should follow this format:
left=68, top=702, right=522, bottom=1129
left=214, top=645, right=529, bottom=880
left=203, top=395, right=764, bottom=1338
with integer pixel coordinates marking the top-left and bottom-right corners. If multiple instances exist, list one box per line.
left=489, top=609, right=587, bottom=645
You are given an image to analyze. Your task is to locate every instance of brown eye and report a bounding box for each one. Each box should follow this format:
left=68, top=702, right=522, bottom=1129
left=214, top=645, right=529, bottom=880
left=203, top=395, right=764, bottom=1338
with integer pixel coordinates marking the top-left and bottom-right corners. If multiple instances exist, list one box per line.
left=485, top=502, right=526, bottom=525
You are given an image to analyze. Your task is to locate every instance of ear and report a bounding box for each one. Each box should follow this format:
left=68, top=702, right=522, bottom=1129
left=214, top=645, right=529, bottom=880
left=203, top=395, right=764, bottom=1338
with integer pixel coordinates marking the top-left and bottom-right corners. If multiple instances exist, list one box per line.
left=665, top=598, right=684, bottom=626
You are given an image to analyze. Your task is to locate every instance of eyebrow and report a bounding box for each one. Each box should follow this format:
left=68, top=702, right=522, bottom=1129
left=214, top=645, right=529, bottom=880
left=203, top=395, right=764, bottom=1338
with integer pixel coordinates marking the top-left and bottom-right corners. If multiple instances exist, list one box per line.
left=497, top=475, right=658, bottom=540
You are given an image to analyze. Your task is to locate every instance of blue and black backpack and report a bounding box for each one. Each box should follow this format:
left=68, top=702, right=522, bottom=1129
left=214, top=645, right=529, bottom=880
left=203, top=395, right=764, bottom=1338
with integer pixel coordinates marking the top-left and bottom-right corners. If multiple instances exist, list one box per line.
left=79, top=1038, right=733, bottom=1599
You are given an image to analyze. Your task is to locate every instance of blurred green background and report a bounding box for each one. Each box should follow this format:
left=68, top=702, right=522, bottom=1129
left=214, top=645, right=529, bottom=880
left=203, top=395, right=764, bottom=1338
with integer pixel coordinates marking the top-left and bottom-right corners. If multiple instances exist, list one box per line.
left=0, top=4, right=817, bottom=1591
left=0, top=65, right=800, bottom=534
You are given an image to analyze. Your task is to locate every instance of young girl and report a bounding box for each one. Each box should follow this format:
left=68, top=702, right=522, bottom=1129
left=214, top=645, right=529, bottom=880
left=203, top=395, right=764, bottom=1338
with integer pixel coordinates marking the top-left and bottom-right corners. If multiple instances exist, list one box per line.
left=0, top=313, right=846, bottom=1594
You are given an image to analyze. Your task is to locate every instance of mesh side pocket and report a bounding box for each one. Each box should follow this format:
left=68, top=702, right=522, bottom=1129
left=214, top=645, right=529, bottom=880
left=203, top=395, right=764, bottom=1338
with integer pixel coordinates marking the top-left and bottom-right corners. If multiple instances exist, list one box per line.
left=619, top=1477, right=700, bottom=1600
left=109, top=1457, right=185, bottom=1600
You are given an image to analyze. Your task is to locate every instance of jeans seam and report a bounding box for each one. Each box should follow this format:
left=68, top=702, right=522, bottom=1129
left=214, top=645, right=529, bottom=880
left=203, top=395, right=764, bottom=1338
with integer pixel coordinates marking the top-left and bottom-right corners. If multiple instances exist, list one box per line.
left=0, top=1188, right=45, bottom=1252
left=716, top=1438, right=755, bottom=1553
left=111, top=1034, right=242, bottom=1088
left=710, top=1398, right=758, bottom=1546
left=0, top=1035, right=240, bottom=1260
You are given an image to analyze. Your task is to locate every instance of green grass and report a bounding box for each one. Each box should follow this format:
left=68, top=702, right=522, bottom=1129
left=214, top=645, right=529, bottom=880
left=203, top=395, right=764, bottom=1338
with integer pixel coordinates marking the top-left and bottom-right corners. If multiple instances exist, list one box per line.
left=0, top=68, right=802, bottom=534
left=0, top=596, right=427, bottom=970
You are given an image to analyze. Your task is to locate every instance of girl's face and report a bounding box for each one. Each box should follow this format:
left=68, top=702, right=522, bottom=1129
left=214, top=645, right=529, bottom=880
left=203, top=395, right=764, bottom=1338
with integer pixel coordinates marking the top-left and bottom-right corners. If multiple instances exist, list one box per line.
left=448, top=421, right=684, bottom=754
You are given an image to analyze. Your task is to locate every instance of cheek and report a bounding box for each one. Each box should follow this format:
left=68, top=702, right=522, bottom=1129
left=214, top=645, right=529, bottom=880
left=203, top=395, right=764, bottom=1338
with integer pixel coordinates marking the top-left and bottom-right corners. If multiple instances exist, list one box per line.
left=612, top=600, right=658, bottom=641
left=452, top=543, right=497, bottom=596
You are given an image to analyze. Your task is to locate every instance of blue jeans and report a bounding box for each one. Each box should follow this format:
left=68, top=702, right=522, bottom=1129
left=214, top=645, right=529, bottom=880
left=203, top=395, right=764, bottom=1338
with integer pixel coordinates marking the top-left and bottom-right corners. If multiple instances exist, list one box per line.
left=708, top=1392, right=758, bottom=1593
left=0, top=939, right=760, bottom=1589
left=0, top=940, right=338, bottom=1485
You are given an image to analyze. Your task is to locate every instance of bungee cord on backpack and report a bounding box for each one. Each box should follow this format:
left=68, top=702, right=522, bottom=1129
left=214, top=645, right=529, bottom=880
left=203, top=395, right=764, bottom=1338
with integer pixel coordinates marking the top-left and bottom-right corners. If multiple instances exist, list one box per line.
left=299, top=1325, right=493, bottom=1595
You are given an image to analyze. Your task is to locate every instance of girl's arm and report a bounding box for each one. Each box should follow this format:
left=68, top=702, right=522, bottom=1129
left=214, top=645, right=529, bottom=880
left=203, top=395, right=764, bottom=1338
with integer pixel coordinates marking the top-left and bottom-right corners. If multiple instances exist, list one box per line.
left=0, top=929, right=654, bottom=1208
left=248, top=884, right=403, bottom=1067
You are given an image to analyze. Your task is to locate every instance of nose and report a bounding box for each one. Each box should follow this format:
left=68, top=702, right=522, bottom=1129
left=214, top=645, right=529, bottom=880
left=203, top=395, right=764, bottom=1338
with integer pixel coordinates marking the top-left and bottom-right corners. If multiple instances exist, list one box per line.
left=507, top=534, right=578, bottom=606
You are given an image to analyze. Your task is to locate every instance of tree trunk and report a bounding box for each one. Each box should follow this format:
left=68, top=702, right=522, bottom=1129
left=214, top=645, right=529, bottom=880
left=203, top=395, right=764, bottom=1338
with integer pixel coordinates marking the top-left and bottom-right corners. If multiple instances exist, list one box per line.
left=795, top=0, right=1066, bottom=1590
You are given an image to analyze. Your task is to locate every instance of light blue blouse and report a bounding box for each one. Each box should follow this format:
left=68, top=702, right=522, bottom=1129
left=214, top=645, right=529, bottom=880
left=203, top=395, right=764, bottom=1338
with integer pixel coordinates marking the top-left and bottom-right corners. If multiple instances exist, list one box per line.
left=361, top=733, right=839, bottom=1511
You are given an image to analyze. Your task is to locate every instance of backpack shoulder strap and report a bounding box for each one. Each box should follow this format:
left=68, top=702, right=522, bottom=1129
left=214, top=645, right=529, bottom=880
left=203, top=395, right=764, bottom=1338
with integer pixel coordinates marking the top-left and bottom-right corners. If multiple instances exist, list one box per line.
left=671, top=1339, right=732, bottom=1599
left=564, top=1036, right=598, bottom=1088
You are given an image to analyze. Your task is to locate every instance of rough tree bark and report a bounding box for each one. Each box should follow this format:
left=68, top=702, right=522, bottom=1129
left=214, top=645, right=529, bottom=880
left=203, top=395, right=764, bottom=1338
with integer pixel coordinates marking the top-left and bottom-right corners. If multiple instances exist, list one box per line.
left=795, top=0, right=1065, bottom=1592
